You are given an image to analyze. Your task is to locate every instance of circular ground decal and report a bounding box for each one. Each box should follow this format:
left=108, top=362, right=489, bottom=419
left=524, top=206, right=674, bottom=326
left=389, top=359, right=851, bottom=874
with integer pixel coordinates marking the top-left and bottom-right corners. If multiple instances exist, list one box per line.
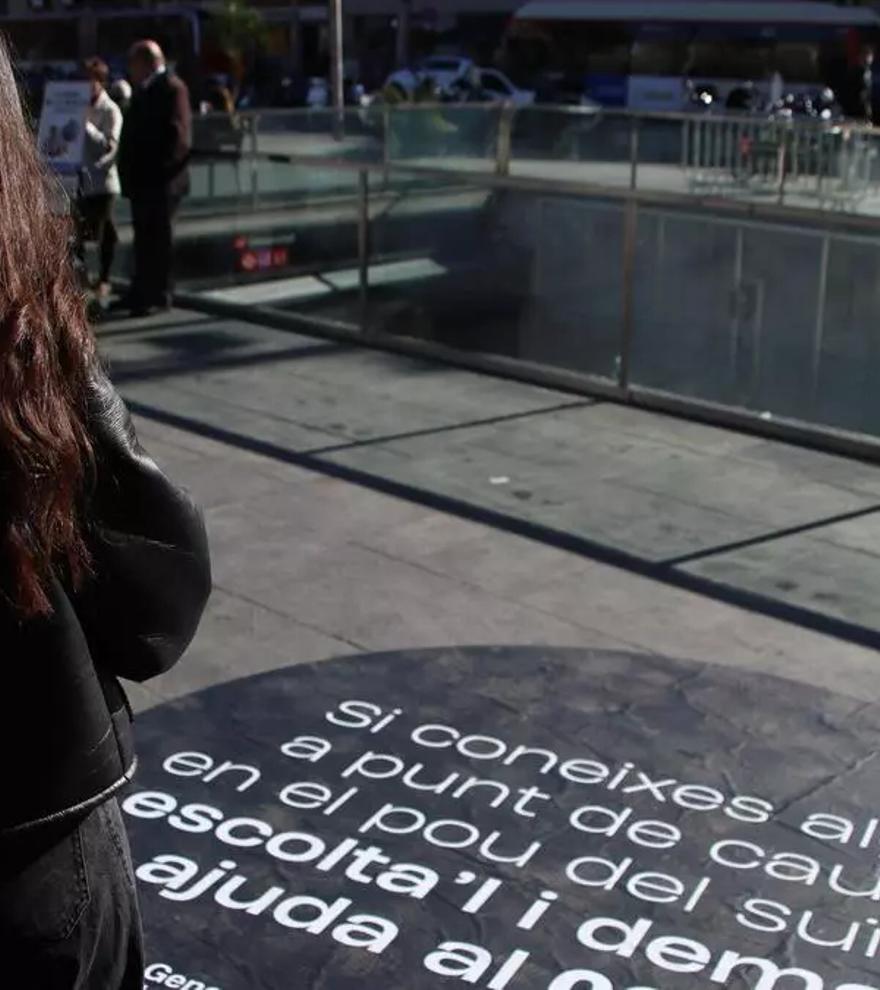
left=127, top=647, right=880, bottom=990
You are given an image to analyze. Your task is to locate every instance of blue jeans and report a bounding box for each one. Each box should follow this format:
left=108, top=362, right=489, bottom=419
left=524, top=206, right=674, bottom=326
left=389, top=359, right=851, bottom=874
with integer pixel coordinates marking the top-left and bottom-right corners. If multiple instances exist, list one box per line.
left=0, top=799, right=144, bottom=988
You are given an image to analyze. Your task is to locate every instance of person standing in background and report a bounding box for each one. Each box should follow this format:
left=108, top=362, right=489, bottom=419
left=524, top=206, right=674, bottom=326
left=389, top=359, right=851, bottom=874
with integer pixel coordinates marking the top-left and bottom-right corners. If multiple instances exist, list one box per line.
left=860, top=47, right=875, bottom=124
left=76, top=58, right=122, bottom=303
left=844, top=45, right=876, bottom=123
left=109, top=78, right=132, bottom=114
left=116, top=40, right=191, bottom=317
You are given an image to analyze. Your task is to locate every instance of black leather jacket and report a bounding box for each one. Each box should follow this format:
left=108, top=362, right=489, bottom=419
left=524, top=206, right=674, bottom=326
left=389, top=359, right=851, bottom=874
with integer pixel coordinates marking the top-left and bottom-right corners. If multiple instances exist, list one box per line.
left=0, top=371, right=211, bottom=836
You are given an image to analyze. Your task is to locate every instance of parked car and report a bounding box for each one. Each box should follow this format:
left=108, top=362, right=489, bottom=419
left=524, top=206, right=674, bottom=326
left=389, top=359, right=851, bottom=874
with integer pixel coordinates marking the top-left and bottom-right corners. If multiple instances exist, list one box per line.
left=476, top=68, right=536, bottom=106
left=384, top=59, right=535, bottom=105
left=420, top=55, right=474, bottom=92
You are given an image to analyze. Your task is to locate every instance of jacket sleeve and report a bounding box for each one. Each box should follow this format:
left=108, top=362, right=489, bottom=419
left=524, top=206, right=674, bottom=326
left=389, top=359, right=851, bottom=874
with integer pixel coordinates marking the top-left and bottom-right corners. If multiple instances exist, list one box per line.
left=93, top=101, right=123, bottom=172
left=73, top=369, right=212, bottom=682
left=165, top=79, right=192, bottom=182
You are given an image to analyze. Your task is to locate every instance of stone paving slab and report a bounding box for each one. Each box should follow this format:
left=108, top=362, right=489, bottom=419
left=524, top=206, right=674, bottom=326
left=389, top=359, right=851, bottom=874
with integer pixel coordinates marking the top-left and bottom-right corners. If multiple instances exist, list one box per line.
left=99, top=310, right=880, bottom=655
left=734, top=438, right=880, bottom=499
left=103, top=314, right=576, bottom=451
left=682, top=521, right=880, bottom=629
left=320, top=407, right=876, bottom=560
left=126, top=413, right=880, bottom=714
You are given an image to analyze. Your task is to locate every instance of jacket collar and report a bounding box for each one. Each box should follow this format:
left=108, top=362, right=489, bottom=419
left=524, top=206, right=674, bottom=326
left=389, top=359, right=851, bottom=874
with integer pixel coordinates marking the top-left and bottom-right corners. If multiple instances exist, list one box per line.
left=142, top=65, right=167, bottom=90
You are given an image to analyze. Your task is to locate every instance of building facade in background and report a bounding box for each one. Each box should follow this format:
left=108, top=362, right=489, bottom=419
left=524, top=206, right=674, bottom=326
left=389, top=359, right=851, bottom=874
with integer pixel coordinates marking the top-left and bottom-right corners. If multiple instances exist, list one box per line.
left=4, top=0, right=879, bottom=107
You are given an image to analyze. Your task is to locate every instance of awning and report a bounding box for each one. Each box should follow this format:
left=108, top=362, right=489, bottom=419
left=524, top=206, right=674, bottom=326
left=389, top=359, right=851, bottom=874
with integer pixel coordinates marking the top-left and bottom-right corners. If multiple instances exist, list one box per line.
left=514, top=0, right=880, bottom=27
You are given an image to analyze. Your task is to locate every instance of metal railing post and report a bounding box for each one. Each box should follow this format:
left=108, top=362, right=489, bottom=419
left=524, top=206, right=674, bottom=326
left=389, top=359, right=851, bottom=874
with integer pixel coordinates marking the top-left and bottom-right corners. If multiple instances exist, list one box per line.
left=382, top=103, right=392, bottom=175
left=776, top=123, right=788, bottom=205
left=729, top=225, right=744, bottom=379
left=681, top=117, right=690, bottom=181
left=249, top=113, right=260, bottom=211
left=694, top=118, right=703, bottom=184
left=629, top=115, right=640, bottom=191
left=357, top=168, right=371, bottom=333
left=329, top=0, right=345, bottom=140
left=618, top=197, right=639, bottom=392
left=495, top=103, right=515, bottom=177
left=812, top=234, right=831, bottom=401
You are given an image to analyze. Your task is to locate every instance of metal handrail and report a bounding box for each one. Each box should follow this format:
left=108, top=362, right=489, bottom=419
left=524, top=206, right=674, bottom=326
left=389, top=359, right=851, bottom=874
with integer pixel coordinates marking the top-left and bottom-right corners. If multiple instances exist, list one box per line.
left=193, top=103, right=880, bottom=221
left=177, top=135, right=880, bottom=459
left=209, top=103, right=880, bottom=136
left=190, top=141, right=880, bottom=236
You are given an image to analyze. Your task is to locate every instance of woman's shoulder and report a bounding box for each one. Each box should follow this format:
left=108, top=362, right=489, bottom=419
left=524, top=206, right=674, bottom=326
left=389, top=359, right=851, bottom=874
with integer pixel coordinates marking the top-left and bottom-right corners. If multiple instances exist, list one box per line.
left=95, top=90, right=122, bottom=124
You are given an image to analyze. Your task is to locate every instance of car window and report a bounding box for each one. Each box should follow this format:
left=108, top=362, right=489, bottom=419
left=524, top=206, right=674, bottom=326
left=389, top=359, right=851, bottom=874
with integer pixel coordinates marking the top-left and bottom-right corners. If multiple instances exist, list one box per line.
left=481, top=71, right=510, bottom=94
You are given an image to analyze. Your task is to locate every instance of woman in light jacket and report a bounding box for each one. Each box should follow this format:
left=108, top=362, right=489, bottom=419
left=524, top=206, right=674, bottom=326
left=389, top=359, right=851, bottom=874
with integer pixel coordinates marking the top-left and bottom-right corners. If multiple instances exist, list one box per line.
left=77, top=57, right=123, bottom=300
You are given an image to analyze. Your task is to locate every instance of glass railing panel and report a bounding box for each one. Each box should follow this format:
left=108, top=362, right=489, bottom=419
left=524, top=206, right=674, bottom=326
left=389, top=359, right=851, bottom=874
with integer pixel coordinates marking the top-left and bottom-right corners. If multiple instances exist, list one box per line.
left=168, top=165, right=362, bottom=307
left=630, top=209, right=742, bottom=403
left=812, top=233, right=880, bottom=436
left=362, top=180, right=623, bottom=380
left=253, top=108, right=384, bottom=165
left=385, top=105, right=503, bottom=171
left=119, top=126, right=880, bottom=447
left=628, top=204, right=880, bottom=438
left=509, top=106, right=632, bottom=187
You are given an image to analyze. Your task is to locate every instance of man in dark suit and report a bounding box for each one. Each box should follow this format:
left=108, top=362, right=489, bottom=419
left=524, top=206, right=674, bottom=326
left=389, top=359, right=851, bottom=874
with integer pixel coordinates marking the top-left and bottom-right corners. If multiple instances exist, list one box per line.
left=116, top=40, right=191, bottom=316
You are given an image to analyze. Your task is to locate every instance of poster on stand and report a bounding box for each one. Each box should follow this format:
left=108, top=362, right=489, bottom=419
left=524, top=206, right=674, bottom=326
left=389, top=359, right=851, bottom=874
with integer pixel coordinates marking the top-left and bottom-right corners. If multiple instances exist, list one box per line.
left=37, top=81, right=91, bottom=195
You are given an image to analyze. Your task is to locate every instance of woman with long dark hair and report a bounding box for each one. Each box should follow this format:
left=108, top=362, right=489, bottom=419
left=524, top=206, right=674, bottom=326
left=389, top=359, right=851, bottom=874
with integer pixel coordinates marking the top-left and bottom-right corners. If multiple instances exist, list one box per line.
left=0, top=36, right=211, bottom=988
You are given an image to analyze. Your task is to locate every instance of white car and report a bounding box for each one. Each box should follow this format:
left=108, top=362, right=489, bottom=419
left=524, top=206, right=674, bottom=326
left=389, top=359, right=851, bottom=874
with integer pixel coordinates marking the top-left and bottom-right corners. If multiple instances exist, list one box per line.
left=384, top=58, right=472, bottom=98
left=477, top=68, right=535, bottom=106
left=384, top=59, right=535, bottom=106
left=420, top=55, right=474, bottom=92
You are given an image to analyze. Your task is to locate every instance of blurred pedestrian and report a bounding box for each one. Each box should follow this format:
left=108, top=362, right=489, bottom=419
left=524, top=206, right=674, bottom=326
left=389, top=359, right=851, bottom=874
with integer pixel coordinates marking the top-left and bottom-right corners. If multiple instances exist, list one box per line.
left=860, top=47, right=875, bottom=124
left=75, top=57, right=122, bottom=302
left=769, top=66, right=784, bottom=108
left=115, top=40, right=191, bottom=317
left=0, top=32, right=210, bottom=989
left=109, top=78, right=132, bottom=114
left=844, top=46, right=875, bottom=123
left=203, top=74, right=235, bottom=114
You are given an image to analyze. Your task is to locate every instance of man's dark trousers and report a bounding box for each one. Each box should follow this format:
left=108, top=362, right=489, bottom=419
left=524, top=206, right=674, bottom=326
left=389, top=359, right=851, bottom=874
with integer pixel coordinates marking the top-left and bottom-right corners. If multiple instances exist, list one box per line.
left=118, top=70, right=191, bottom=312
left=130, top=192, right=180, bottom=309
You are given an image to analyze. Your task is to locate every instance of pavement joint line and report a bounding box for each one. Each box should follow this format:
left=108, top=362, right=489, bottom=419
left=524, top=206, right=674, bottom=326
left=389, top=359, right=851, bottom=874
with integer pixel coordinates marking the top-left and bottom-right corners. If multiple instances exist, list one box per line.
left=661, top=502, right=880, bottom=568
left=145, top=379, right=350, bottom=442
left=347, top=538, right=646, bottom=654
left=211, top=583, right=369, bottom=653
left=124, top=398, right=880, bottom=652
left=111, top=340, right=353, bottom=386
left=158, top=378, right=589, bottom=451
left=171, top=296, right=880, bottom=467
left=300, top=399, right=595, bottom=457
left=95, top=315, right=216, bottom=341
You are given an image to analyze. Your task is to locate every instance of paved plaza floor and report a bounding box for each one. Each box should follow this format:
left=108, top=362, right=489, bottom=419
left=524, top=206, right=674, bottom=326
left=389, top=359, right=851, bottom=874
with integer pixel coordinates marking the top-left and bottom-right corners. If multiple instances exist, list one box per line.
left=99, top=305, right=880, bottom=990
left=96, top=306, right=880, bottom=714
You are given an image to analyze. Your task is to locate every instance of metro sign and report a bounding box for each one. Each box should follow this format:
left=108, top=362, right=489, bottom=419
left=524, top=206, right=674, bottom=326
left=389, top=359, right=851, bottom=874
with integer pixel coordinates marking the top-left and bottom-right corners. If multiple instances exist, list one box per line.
left=234, top=236, right=290, bottom=274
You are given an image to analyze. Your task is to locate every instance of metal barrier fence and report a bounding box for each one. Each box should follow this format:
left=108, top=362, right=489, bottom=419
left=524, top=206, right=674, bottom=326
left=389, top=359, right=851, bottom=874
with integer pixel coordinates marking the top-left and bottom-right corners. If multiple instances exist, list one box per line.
left=682, top=116, right=878, bottom=208
left=190, top=106, right=880, bottom=218
left=173, top=106, right=880, bottom=458
left=170, top=140, right=880, bottom=460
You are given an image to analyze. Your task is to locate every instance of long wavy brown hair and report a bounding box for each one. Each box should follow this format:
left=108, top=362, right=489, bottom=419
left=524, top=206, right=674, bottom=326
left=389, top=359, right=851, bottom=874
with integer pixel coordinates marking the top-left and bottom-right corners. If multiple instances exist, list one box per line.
left=0, top=35, right=95, bottom=616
